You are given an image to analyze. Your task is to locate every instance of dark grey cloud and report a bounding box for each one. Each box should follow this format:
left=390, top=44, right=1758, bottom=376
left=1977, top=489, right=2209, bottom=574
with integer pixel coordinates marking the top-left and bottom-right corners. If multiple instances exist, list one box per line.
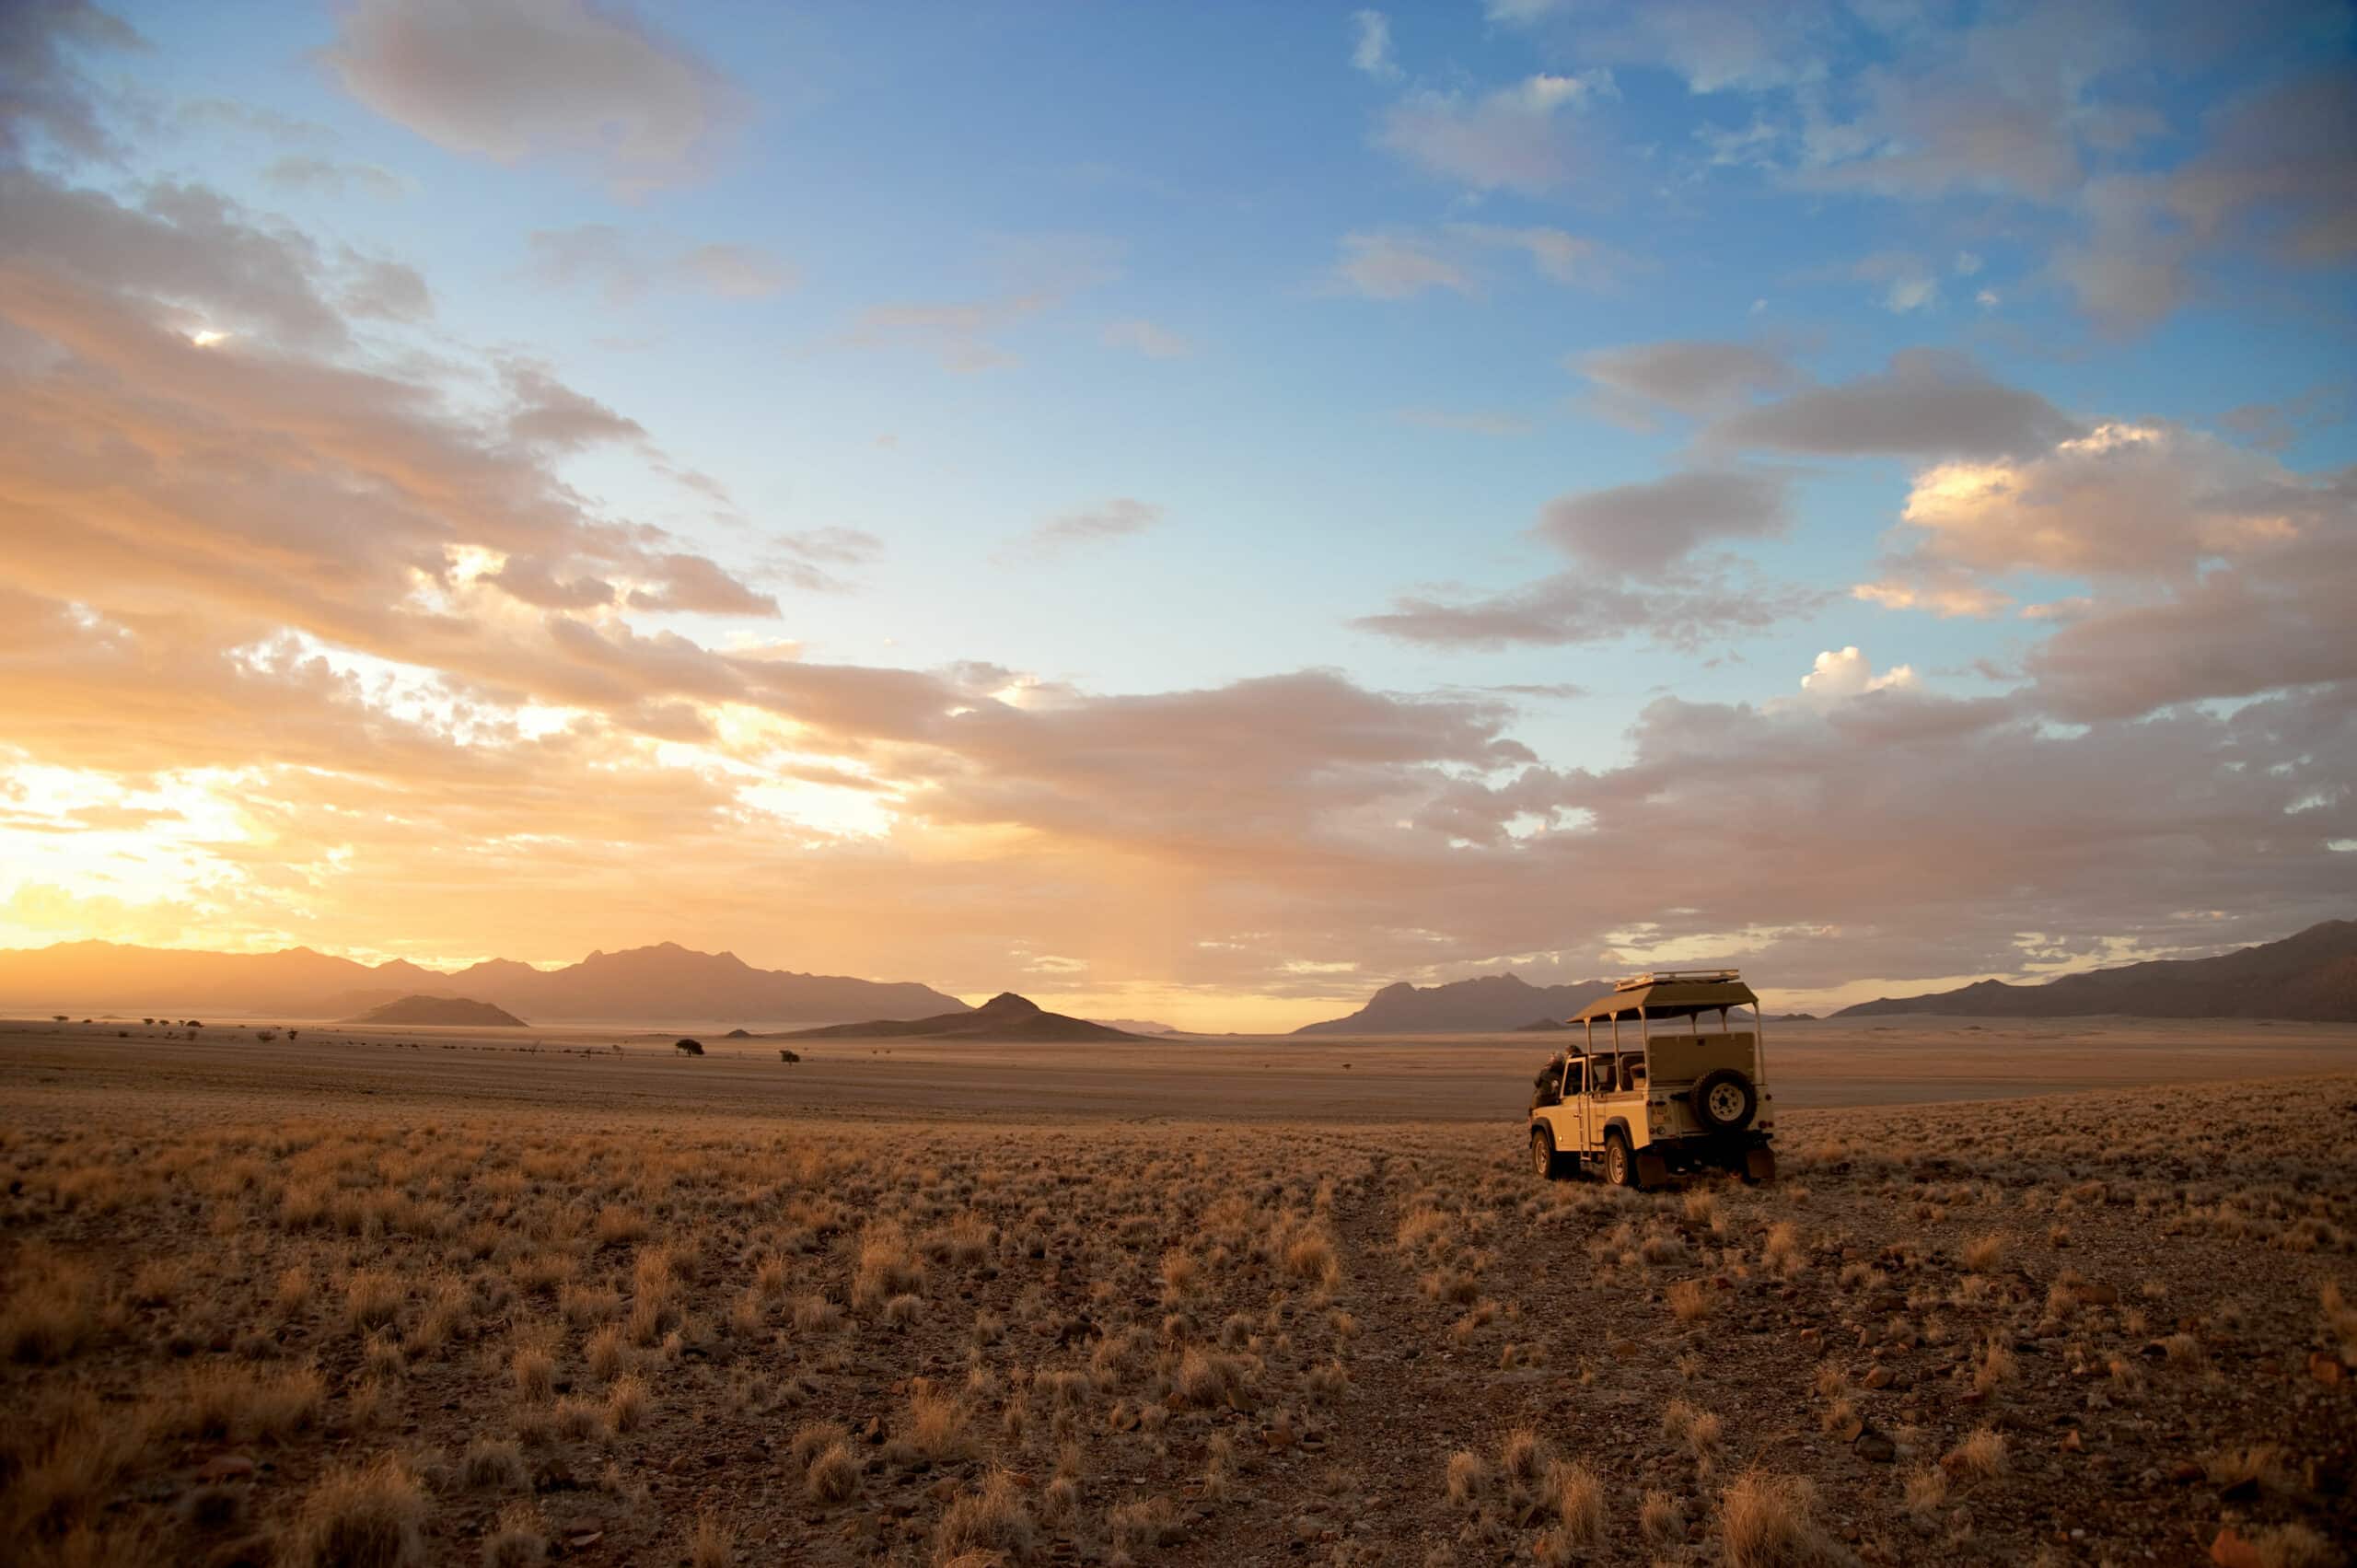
left=1711, top=350, right=2081, bottom=459
left=1353, top=573, right=1829, bottom=650
left=1538, top=470, right=1788, bottom=575
left=322, top=0, right=742, bottom=193
left=1577, top=339, right=1802, bottom=419
left=0, top=1, right=142, bottom=164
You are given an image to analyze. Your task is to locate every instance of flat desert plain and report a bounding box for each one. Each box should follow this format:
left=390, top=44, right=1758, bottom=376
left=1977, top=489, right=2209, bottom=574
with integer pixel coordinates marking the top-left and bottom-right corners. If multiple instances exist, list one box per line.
left=3, top=1016, right=2354, bottom=1568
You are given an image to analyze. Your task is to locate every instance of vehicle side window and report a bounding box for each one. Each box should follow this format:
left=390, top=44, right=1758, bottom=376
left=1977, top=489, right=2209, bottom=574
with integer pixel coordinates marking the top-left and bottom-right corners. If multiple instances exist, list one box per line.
left=1594, top=1056, right=1617, bottom=1093
left=1623, top=1055, right=1646, bottom=1089
left=1562, top=1061, right=1584, bottom=1098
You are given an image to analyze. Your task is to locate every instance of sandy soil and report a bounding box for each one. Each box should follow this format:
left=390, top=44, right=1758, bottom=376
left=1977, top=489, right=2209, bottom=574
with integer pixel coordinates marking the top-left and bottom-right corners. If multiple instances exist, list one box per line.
left=6, top=1015, right=2353, bottom=1124
left=3, top=1020, right=2353, bottom=1568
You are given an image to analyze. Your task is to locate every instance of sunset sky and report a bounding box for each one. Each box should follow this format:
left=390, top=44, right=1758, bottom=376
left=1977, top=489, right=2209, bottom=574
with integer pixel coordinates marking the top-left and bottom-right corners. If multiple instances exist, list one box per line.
left=2, top=0, right=2351, bottom=1028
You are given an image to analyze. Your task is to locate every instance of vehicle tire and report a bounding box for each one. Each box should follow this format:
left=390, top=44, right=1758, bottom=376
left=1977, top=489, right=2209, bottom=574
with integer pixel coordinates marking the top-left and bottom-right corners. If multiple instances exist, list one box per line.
left=1531, top=1126, right=1567, bottom=1181
left=1604, top=1130, right=1641, bottom=1190
left=1690, top=1068, right=1759, bottom=1133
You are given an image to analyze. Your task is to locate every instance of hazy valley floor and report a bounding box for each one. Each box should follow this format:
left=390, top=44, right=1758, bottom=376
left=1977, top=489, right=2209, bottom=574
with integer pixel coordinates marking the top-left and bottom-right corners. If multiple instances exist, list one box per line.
left=6, top=1015, right=2355, bottom=1124
left=3, top=1024, right=2354, bottom=1567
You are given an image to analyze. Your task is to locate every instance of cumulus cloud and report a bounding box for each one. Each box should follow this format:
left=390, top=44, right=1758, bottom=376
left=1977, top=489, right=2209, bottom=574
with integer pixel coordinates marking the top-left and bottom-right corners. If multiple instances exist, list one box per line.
left=1798, top=645, right=1917, bottom=700
left=322, top=0, right=742, bottom=193
left=1852, top=419, right=2357, bottom=718
left=1376, top=72, right=1614, bottom=193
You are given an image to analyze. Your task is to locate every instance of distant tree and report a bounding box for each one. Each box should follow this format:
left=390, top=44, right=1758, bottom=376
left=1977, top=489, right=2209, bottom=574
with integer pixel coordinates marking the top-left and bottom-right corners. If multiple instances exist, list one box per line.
left=675, top=1038, right=704, bottom=1056
left=51, top=1015, right=64, bottom=1023
left=256, top=1029, right=276, bottom=1042
left=187, top=1020, right=203, bottom=1028
left=779, top=1049, right=802, bottom=1063
left=142, top=1017, right=155, bottom=1026
left=287, top=1028, right=299, bottom=1040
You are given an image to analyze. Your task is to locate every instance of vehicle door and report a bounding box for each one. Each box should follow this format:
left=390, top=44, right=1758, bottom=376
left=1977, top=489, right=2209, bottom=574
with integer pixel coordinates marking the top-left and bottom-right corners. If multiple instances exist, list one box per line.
left=1560, top=1058, right=1585, bottom=1149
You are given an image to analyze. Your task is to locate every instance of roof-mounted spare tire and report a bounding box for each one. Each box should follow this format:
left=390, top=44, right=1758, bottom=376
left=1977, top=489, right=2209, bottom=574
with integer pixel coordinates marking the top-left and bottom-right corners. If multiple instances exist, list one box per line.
left=1690, top=1067, right=1758, bottom=1133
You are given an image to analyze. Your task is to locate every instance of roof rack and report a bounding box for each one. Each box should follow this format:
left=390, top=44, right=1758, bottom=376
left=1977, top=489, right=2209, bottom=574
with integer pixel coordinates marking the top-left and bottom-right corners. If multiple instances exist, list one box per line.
left=1613, top=968, right=1741, bottom=992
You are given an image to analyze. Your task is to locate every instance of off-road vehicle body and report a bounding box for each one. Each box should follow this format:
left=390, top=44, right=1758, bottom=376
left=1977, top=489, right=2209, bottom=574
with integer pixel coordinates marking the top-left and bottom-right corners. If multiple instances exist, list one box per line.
left=1527, top=970, right=1774, bottom=1188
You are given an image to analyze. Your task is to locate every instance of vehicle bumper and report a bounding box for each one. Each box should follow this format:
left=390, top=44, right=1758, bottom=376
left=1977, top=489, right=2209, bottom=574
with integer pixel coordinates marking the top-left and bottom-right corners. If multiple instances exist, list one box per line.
left=1644, top=1131, right=1773, bottom=1173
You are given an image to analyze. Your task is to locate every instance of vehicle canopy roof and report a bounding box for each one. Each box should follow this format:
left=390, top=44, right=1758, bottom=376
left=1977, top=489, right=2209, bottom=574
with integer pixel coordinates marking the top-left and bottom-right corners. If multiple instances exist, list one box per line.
left=1572, top=970, right=1758, bottom=1024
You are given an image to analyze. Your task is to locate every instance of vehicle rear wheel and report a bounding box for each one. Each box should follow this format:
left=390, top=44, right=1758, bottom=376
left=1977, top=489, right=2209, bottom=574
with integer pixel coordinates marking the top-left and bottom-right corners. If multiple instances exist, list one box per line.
left=1604, top=1131, right=1641, bottom=1190
left=1690, top=1068, right=1759, bottom=1134
left=1531, top=1126, right=1566, bottom=1181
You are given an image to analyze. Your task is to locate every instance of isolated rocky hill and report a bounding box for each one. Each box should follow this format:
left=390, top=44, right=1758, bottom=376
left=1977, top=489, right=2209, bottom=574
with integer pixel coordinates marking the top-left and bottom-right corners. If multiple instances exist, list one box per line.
left=1837, top=920, right=2357, bottom=1020
left=1295, top=972, right=1617, bottom=1035
left=342, top=994, right=527, bottom=1028
left=780, top=993, right=1144, bottom=1042
left=0, top=940, right=966, bottom=1026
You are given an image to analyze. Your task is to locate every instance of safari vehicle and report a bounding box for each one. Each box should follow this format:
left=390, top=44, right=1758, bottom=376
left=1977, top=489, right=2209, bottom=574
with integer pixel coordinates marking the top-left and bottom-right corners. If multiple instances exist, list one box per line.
left=1528, top=970, right=1774, bottom=1188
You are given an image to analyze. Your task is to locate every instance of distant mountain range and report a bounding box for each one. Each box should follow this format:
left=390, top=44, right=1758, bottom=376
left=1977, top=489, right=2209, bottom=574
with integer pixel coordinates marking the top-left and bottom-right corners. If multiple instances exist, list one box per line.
left=345, top=995, right=526, bottom=1028
left=1836, top=920, right=2357, bottom=1021
left=1295, top=972, right=1617, bottom=1035
left=0, top=940, right=968, bottom=1026
left=779, top=993, right=1144, bottom=1042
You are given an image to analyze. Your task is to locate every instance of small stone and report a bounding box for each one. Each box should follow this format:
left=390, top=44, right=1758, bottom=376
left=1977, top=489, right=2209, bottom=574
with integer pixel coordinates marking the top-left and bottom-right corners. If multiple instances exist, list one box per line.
left=1853, top=1430, right=1896, bottom=1464
left=2310, top=1353, right=2344, bottom=1387
left=2212, top=1527, right=2265, bottom=1568
left=1863, top=1366, right=1895, bottom=1390
left=2168, top=1460, right=2202, bottom=1484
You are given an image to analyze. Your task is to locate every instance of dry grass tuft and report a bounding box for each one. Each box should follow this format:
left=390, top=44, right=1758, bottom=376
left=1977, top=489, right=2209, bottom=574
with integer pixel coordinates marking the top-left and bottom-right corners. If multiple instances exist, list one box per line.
left=687, top=1511, right=736, bottom=1568
left=1445, top=1448, right=1487, bottom=1508
left=1944, top=1426, right=2007, bottom=1481
left=1719, top=1469, right=1840, bottom=1568
left=933, top=1469, right=1033, bottom=1564
left=288, top=1453, right=426, bottom=1568
left=1959, top=1232, right=2006, bottom=1272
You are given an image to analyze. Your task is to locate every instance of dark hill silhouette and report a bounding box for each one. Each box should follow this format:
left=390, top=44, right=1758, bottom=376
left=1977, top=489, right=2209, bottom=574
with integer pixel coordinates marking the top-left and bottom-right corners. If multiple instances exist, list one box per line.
left=1836, top=920, right=2357, bottom=1021
left=780, top=993, right=1144, bottom=1042
left=1295, top=972, right=1616, bottom=1035
left=0, top=939, right=966, bottom=1025
left=344, top=994, right=526, bottom=1028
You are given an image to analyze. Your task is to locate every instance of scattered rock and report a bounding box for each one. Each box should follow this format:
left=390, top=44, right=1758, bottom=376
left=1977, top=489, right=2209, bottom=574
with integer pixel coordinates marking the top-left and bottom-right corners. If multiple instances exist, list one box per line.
left=1853, top=1429, right=1897, bottom=1463
left=2211, top=1527, right=2265, bottom=1568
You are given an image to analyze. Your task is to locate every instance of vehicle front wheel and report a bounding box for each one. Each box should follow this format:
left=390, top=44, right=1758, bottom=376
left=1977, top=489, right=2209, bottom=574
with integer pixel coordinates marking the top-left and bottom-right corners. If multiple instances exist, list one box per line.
left=1604, top=1131, right=1641, bottom=1190
left=1531, top=1127, right=1567, bottom=1181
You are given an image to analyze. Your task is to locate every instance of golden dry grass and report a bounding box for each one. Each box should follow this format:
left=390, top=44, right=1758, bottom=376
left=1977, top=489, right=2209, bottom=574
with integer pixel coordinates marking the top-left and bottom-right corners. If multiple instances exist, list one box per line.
left=0, top=1035, right=2351, bottom=1564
